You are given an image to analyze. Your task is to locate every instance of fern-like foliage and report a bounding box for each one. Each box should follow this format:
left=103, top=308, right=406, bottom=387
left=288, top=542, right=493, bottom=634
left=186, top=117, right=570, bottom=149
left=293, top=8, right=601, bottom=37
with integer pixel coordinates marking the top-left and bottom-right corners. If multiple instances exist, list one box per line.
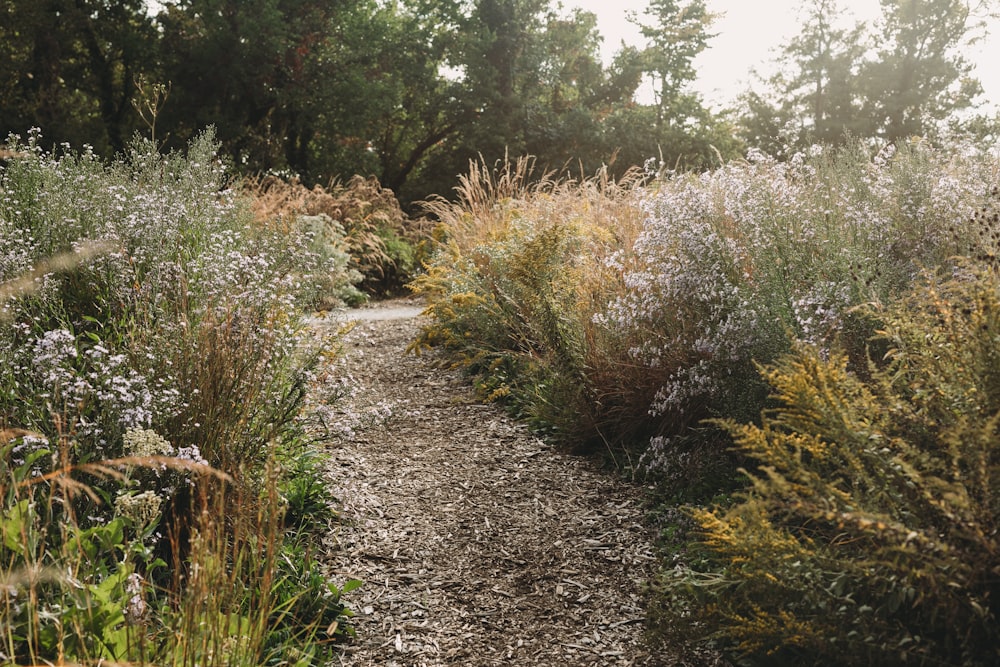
left=652, top=261, right=1000, bottom=666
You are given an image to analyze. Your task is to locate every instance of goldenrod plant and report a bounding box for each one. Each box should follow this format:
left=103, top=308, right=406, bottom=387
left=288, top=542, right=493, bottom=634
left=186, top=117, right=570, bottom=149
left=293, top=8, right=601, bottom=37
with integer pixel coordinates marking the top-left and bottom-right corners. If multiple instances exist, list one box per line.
left=650, top=260, right=1000, bottom=665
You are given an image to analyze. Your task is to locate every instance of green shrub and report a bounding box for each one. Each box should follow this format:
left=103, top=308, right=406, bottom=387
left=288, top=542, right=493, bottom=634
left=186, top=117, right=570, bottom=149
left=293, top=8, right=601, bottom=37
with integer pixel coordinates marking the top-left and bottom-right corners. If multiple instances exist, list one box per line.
left=649, top=260, right=1000, bottom=666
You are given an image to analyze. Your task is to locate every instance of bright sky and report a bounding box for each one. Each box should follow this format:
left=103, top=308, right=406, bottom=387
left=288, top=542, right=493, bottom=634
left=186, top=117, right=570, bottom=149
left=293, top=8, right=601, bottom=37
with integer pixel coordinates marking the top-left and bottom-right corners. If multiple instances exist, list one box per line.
left=568, top=0, right=1000, bottom=112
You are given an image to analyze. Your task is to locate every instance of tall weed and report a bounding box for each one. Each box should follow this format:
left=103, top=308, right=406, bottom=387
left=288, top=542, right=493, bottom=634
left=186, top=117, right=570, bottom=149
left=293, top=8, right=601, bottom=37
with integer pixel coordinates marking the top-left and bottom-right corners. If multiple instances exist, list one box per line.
left=411, top=157, right=648, bottom=450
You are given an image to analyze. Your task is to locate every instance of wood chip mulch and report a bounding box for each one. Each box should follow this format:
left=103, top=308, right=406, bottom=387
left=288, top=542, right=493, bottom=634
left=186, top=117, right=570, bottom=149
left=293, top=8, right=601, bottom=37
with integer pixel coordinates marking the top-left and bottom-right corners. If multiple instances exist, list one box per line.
left=311, top=298, right=676, bottom=667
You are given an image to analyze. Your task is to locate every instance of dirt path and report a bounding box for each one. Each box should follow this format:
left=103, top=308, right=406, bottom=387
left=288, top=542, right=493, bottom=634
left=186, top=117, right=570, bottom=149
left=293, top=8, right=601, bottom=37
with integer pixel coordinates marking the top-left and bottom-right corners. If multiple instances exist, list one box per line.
left=314, top=298, right=664, bottom=667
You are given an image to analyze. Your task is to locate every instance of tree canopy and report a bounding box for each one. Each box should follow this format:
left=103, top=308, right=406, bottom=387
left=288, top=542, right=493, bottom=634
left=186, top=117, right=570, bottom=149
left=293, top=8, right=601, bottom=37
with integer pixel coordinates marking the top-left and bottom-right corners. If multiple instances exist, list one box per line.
left=739, top=0, right=998, bottom=152
left=0, top=0, right=995, bottom=205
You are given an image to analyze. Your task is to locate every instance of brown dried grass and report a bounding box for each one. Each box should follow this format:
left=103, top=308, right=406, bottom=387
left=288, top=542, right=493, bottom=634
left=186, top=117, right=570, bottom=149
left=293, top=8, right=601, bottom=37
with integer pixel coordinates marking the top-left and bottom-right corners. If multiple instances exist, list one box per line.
left=415, top=155, right=657, bottom=452
left=241, top=174, right=428, bottom=290
left=420, top=155, right=647, bottom=262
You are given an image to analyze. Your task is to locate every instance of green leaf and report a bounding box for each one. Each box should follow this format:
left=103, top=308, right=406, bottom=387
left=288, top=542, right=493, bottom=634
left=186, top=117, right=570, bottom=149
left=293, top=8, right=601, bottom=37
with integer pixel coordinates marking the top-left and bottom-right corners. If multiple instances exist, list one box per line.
left=340, top=578, right=363, bottom=594
left=1, top=498, right=31, bottom=555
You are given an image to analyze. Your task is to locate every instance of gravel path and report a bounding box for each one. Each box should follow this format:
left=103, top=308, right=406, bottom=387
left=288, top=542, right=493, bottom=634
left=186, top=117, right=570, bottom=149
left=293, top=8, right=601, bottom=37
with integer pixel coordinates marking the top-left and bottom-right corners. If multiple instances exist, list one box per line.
left=314, top=298, right=666, bottom=667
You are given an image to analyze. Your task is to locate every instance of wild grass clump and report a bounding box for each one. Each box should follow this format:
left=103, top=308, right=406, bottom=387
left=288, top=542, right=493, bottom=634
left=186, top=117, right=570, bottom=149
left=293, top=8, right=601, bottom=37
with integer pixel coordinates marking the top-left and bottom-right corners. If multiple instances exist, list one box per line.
left=650, top=261, right=1000, bottom=666
left=243, top=173, right=427, bottom=303
left=0, top=129, right=357, bottom=664
left=410, top=156, right=649, bottom=451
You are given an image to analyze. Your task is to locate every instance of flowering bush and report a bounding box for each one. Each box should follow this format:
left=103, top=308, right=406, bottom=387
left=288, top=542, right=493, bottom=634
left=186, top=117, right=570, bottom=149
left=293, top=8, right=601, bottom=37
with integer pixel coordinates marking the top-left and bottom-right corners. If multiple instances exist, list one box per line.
left=414, top=143, right=998, bottom=474
left=597, top=141, right=999, bottom=477
left=619, top=144, right=988, bottom=389
left=0, top=130, right=355, bottom=664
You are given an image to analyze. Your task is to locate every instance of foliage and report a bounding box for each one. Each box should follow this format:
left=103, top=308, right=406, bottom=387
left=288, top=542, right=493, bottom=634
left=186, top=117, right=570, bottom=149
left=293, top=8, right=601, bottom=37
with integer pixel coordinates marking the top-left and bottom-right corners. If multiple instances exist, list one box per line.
left=410, top=156, right=650, bottom=453
left=650, top=261, right=1000, bottom=666
left=278, top=440, right=336, bottom=531
left=412, top=141, right=1000, bottom=489
left=311, top=0, right=475, bottom=199
left=161, top=469, right=356, bottom=667
left=0, top=132, right=358, bottom=664
left=606, top=140, right=998, bottom=474
left=631, top=0, right=716, bottom=132
left=739, top=0, right=869, bottom=153
left=413, top=0, right=743, bottom=201
left=155, top=0, right=343, bottom=176
left=740, top=0, right=996, bottom=151
left=2, top=0, right=996, bottom=206
left=0, top=0, right=158, bottom=155
left=866, top=0, right=987, bottom=142
left=0, top=428, right=185, bottom=664
left=0, top=0, right=751, bottom=206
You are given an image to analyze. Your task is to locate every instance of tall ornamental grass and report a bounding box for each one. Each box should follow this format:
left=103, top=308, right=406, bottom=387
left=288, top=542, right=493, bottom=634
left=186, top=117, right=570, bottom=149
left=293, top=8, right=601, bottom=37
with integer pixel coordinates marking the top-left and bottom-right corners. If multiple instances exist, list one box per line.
left=410, top=157, right=649, bottom=455
left=242, top=173, right=428, bottom=303
left=0, top=129, right=358, bottom=665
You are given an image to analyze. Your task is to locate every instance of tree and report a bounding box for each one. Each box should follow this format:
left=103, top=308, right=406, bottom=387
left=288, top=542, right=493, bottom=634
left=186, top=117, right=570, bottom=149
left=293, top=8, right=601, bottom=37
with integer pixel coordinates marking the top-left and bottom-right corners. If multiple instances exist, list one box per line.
left=631, top=0, right=715, bottom=131
left=357, top=0, right=473, bottom=195
left=294, top=0, right=482, bottom=201
left=405, top=1, right=650, bottom=201
left=739, top=0, right=993, bottom=150
left=155, top=0, right=342, bottom=175
left=738, top=0, right=868, bottom=151
left=518, top=8, right=647, bottom=173
left=623, top=0, right=739, bottom=169
left=0, top=0, right=737, bottom=205
left=460, top=0, right=549, bottom=160
left=864, top=0, right=987, bottom=142
left=787, top=0, right=868, bottom=143
left=0, top=0, right=157, bottom=153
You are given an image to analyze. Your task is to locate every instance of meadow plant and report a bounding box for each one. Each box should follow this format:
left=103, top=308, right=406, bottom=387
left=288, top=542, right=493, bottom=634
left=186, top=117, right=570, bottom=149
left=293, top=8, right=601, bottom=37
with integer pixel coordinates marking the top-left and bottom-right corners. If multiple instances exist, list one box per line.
left=649, top=260, right=1000, bottom=665
left=413, top=141, right=1000, bottom=488
left=411, top=156, right=648, bottom=448
left=0, top=426, right=226, bottom=664
left=242, top=173, right=426, bottom=301
left=603, top=140, right=1000, bottom=475
left=0, top=130, right=356, bottom=663
left=161, top=468, right=357, bottom=666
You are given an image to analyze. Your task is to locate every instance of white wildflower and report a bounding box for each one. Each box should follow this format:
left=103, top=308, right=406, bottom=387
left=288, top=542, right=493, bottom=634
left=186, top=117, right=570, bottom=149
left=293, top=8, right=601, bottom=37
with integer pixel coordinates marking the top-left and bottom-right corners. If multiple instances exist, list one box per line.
left=114, top=490, right=162, bottom=527
left=123, top=428, right=173, bottom=458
